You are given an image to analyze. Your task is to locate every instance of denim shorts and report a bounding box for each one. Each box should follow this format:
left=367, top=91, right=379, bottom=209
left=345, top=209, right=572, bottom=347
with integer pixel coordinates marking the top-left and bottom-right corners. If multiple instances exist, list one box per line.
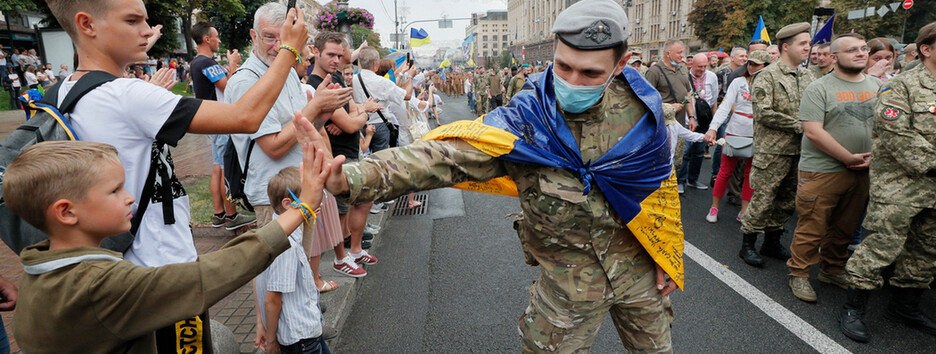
left=209, top=135, right=228, bottom=166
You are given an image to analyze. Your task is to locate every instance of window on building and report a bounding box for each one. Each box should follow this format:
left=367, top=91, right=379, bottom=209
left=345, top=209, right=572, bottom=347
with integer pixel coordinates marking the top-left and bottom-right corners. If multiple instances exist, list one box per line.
left=502, top=34, right=508, bottom=41
left=493, top=51, right=499, bottom=57
left=483, top=35, right=488, bottom=41
left=483, top=43, right=488, bottom=48
left=483, top=51, right=489, bottom=57
left=503, top=42, right=508, bottom=48
left=493, top=42, right=498, bottom=48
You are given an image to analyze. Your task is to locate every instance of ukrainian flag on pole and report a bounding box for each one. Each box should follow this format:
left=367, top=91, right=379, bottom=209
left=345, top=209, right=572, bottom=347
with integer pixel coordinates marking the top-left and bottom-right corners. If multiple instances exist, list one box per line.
left=752, top=16, right=771, bottom=45
left=410, top=28, right=432, bottom=47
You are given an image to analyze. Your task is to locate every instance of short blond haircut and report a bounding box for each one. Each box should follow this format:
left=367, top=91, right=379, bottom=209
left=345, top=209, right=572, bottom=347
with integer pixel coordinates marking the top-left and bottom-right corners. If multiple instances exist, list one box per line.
left=3, top=141, right=120, bottom=232
left=267, top=166, right=301, bottom=214
left=47, top=0, right=117, bottom=39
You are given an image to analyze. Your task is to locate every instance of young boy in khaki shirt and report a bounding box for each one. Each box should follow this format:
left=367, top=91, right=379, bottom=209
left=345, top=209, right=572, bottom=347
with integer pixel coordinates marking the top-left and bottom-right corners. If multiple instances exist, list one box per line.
left=5, top=124, right=339, bottom=353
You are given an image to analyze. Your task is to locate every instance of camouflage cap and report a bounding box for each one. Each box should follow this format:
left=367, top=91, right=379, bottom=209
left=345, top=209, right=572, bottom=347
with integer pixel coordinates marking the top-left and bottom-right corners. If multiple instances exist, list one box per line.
left=904, top=43, right=917, bottom=53
left=775, top=22, right=810, bottom=41
left=630, top=47, right=643, bottom=55
left=627, top=56, right=642, bottom=64
left=747, top=50, right=770, bottom=65
left=552, top=0, right=629, bottom=50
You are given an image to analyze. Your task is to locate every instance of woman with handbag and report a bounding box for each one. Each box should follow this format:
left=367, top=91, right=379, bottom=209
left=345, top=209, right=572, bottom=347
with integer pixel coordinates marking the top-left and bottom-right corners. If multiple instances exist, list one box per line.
left=703, top=50, right=770, bottom=223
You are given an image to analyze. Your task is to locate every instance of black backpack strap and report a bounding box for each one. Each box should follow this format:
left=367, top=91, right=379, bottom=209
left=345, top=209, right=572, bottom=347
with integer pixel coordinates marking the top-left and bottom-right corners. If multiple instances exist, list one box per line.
left=244, top=139, right=256, bottom=177
left=42, top=70, right=119, bottom=113
left=131, top=156, right=159, bottom=236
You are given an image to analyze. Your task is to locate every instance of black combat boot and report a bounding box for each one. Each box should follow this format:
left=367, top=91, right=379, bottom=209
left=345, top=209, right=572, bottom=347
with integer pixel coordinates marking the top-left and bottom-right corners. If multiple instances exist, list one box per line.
left=739, top=233, right=764, bottom=267
left=760, top=229, right=791, bottom=260
left=886, top=287, right=936, bottom=336
left=839, top=288, right=872, bottom=342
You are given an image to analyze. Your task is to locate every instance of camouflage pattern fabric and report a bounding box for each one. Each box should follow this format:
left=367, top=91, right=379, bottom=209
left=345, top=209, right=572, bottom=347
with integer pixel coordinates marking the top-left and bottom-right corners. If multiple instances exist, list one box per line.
left=506, top=74, right=525, bottom=102
left=741, top=61, right=816, bottom=234
left=847, top=65, right=936, bottom=290
left=740, top=154, right=799, bottom=234
left=474, top=73, right=489, bottom=114
left=848, top=203, right=936, bottom=290
left=341, top=78, right=673, bottom=352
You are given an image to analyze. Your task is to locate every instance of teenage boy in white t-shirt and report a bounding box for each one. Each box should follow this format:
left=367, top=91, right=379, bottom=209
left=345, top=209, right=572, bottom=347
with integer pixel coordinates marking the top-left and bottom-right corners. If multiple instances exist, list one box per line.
left=44, top=0, right=352, bottom=351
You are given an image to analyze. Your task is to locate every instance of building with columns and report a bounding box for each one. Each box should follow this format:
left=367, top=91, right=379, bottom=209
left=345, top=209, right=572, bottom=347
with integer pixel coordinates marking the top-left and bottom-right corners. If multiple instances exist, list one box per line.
left=464, top=10, right=509, bottom=68
left=506, top=0, right=702, bottom=64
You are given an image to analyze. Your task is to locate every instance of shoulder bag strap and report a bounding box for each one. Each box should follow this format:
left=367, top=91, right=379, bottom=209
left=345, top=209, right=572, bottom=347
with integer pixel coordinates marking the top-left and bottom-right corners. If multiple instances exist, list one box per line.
left=656, top=64, right=677, bottom=102
left=358, top=74, right=392, bottom=126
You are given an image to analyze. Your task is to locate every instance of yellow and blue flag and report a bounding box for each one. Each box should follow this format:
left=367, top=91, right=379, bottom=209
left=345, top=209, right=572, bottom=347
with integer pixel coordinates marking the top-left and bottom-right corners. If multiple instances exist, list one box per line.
left=422, top=66, right=685, bottom=289
left=410, top=28, right=432, bottom=47
left=812, top=13, right=835, bottom=45
left=439, top=59, right=452, bottom=69
left=752, top=16, right=770, bottom=45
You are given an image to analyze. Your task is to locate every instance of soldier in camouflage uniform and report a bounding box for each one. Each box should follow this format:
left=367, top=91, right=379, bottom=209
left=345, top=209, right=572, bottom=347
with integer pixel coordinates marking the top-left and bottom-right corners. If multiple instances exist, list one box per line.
left=324, top=1, right=678, bottom=352
left=739, top=22, right=817, bottom=267
left=838, top=22, right=936, bottom=343
left=474, top=67, right=489, bottom=115
left=506, top=64, right=531, bottom=103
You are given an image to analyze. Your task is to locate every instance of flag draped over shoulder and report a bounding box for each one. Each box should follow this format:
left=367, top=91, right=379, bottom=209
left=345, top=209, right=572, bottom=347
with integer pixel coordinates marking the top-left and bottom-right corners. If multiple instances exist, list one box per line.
left=421, top=65, right=685, bottom=289
left=410, top=28, right=432, bottom=47
left=752, top=16, right=770, bottom=45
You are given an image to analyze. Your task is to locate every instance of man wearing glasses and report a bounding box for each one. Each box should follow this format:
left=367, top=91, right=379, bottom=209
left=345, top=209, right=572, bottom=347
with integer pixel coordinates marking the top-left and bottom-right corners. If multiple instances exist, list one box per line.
left=786, top=33, right=877, bottom=303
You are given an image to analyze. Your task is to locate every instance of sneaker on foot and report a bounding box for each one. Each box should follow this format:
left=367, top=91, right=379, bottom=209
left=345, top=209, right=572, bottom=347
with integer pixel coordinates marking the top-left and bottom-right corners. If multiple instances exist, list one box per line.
left=789, top=276, right=817, bottom=302
left=688, top=181, right=709, bottom=190
left=352, top=250, right=378, bottom=265
left=706, top=208, right=718, bottom=223
left=343, top=238, right=372, bottom=250
left=224, top=213, right=257, bottom=230
left=365, top=224, right=381, bottom=234
left=677, top=184, right=685, bottom=194
left=736, top=213, right=744, bottom=223
left=322, top=326, right=338, bottom=340
left=370, top=203, right=384, bottom=214
left=362, top=231, right=374, bottom=241
left=211, top=214, right=225, bottom=228
left=333, top=257, right=367, bottom=277
left=848, top=243, right=859, bottom=251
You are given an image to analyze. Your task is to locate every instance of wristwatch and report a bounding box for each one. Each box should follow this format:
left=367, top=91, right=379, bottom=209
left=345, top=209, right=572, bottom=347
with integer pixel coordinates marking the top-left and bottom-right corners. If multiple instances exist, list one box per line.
left=689, top=115, right=696, bottom=119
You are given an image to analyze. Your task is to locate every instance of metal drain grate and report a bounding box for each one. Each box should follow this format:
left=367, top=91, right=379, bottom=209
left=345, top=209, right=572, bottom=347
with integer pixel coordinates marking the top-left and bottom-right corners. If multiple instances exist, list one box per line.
left=390, top=193, right=429, bottom=216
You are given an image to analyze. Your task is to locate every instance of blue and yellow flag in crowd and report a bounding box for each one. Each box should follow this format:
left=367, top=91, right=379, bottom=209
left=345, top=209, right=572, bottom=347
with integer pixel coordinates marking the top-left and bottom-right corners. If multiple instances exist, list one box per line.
left=752, top=16, right=770, bottom=45
left=410, top=28, right=432, bottom=47
left=422, top=66, right=685, bottom=289
left=812, top=13, right=836, bottom=45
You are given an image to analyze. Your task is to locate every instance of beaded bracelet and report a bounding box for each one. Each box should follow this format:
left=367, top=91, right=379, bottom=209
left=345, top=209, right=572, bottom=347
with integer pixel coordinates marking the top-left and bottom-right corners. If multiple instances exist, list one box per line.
left=278, top=45, right=303, bottom=65
left=287, top=188, right=317, bottom=227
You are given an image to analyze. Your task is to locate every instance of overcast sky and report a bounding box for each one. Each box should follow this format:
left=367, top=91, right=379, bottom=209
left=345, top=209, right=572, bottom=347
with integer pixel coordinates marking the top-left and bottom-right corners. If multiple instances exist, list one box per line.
left=318, top=0, right=507, bottom=50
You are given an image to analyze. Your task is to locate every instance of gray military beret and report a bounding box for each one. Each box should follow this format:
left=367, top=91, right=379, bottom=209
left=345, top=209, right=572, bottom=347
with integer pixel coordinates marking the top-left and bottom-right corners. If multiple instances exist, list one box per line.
left=552, top=0, right=630, bottom=50
left=775, top=22, right=811, bottom=41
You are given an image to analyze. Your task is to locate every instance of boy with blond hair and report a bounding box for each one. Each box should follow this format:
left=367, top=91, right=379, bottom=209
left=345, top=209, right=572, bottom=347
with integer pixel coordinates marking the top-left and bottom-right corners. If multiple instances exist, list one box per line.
left=6, top=121, right=338, bottom=352
left=43, top=0, right=350, bottom=348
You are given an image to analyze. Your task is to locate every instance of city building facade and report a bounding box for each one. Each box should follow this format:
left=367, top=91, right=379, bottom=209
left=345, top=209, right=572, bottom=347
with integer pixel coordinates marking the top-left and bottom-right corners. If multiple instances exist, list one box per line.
left=464, top=10, right=509, bottom=68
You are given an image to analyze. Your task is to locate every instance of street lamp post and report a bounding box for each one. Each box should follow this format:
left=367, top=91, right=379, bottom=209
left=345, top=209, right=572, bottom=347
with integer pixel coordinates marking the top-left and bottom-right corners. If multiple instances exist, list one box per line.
left=337, top=0, right=352, bottom=46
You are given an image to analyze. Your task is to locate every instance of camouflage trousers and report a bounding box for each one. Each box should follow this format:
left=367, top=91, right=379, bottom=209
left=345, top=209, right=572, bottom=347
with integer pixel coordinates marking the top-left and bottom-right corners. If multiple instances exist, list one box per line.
left=476, top=94, right=488, bottom=115
left=518, top=268, right=674, bottom=353
left=741, top=154, right=799, bottom=234
left=847, top=202, right=936, bottom=290
left=673, top=138, right=685, bottom=173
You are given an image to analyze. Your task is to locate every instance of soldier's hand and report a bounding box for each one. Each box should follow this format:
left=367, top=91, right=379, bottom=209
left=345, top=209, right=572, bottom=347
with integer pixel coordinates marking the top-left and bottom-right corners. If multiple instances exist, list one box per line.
left=656, top=264, right=677, bottom=296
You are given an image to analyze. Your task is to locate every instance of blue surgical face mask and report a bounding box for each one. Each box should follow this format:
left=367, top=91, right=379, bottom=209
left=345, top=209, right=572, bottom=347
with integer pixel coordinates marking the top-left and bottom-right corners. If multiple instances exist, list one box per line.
left=553, top=66, right=618, bottom=114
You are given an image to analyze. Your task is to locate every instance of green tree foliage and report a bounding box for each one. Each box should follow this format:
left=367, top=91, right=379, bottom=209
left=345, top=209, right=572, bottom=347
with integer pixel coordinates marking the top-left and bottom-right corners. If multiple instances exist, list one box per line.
left=145, top=0, right=181, bottom=58
left=689, top=0, right=817, bottom=49
left=0, top=0, right=38, bottom=14
left=350, top=24, right=388, bottom=57
left=203, top=0, right=266, bottom=55
left=170, top=0, right=245, bottom=59
left=499, top=50, right=512, bottom=68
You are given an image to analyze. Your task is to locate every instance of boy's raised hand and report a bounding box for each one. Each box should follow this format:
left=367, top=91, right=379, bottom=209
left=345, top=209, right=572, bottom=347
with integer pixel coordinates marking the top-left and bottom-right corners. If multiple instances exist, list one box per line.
left=280, top=7, right=309, bottom=51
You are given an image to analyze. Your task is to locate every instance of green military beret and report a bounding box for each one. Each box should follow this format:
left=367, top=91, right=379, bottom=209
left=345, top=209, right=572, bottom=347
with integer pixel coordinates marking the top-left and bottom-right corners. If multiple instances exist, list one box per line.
left=552, top=0, right=629, bottom=50
left=747, top=50, right=771, bottom=65
left=775, top=22, right=811, bottom=41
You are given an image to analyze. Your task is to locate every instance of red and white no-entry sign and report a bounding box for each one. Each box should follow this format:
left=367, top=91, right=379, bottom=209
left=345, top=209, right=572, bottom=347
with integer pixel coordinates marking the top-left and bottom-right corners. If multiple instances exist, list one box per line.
left=903, top=0, right=914, bottom=9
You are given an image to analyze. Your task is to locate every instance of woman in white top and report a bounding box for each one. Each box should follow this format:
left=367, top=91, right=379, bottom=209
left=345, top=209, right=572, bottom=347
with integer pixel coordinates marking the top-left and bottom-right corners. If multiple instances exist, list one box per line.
left=702, top=50, right=769, bottom=223
left=23, top=65, right=39, bottom=89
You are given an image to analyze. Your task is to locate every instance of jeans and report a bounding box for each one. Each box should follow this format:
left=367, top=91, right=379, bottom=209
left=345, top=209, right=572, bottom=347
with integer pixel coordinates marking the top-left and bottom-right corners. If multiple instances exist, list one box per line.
left=0, top=325, right=9, bottom=354
left=369, top=122, right=390, bottom=153
left=677, top=140, right=706, bottom=185
left=710, top=122, right=728, bottom=177
left=467, top=92, right=475, bottom=111
left=280, top=336, right=330, bottom=354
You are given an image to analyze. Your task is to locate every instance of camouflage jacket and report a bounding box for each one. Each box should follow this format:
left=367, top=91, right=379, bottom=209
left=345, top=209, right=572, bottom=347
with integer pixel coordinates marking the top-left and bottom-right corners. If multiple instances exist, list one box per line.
left=505, top=74, right=525, bottom=101
left=750, top=61, right=817, bottom=156
left=473, top=73, right=488, bottom=94
left=341, top=78, right=656, bottom=302
left=870, top=66, right=936, bottom=208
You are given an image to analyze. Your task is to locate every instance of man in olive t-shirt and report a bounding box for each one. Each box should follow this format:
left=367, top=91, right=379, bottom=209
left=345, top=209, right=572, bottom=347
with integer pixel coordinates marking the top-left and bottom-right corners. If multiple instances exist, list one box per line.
left=786, top=34, right=880, bottom=303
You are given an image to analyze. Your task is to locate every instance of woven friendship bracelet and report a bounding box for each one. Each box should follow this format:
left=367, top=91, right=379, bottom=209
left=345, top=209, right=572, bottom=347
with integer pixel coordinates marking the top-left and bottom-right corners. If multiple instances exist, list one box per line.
left=287, top=188, right=317, bottom=227
left=278, top=45, right=303, bottom=65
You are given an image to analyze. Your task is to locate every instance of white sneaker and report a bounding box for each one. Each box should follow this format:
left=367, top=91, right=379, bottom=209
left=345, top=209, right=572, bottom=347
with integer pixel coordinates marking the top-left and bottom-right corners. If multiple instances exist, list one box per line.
left=370, top=202, right=384, bottom=214
left=677, top=184, right=685, bottom=194
left=706, top=208, right=718, bottom=223
left=688, top=181, right=709, bottom=190
left=365, top=223, right=381, bottom=234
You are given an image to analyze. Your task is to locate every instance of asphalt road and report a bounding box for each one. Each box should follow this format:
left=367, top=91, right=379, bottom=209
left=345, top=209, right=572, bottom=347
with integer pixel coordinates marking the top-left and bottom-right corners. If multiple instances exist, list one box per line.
left=335, top=93, right=936, bottom=353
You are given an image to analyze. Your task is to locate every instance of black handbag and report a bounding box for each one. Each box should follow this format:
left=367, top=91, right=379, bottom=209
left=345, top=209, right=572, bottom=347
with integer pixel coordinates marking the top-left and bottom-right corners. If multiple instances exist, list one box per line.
left=689, top=73, right=714, bottom=133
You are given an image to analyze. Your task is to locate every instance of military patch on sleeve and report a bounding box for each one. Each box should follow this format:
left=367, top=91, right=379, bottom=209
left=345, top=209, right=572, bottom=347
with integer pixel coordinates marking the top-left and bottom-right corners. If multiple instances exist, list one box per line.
left=753, top=87, right=767, bottom=101
left=881, top=107, right=903, bottom=121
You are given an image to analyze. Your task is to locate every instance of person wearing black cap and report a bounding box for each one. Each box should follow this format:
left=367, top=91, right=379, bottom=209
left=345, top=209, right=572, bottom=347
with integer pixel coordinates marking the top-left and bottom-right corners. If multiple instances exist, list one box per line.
left=319, top=0, right=680, bottom=352
left=738, top=22, right=818, bottom=267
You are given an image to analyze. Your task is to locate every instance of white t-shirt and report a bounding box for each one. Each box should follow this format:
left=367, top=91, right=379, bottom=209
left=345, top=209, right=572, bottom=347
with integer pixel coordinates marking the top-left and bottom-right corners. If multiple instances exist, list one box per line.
left=7, top=74, right=20, bottom=88
left=227, top=55, right=305, bottom=206
left=57, top=75, right=201, bottom=267
left=24, top=72, right=38, bottom=86
left=43, top=69, right=56, bottom=82
left=0, top=50, right=6, bottom=66
left=352, top=69, right=407, bottom=125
